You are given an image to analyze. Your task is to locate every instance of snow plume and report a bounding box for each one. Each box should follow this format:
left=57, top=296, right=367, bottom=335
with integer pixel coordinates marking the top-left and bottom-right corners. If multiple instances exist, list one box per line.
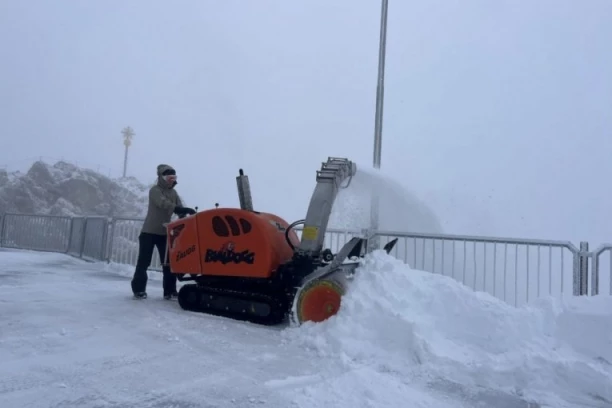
left=281, top=251, right=612, bottom=408
left=328, top=165, right=443, bottom=234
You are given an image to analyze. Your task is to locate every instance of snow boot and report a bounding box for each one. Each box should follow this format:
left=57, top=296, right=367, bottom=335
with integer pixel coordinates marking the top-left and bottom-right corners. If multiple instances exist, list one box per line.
left=133, top=292, right=148, bottom=299
left=164, top=291, right=178, bottom=300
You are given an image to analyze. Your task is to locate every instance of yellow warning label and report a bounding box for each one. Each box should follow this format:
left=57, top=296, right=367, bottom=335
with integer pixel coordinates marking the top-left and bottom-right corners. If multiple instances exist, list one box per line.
left=301, top=226, right=319, bottom=241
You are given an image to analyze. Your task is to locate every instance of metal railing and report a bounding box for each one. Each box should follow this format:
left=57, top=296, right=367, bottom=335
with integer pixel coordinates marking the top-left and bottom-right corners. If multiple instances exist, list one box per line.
left=1, top=213, right=73, bottom=253
left=588, top=243, right=612, bottom=296
left=372, top=231, right=581, bottom=306
left=0, top=212, right=604, bottom=307
left=0, top=213, right=111, bottom=261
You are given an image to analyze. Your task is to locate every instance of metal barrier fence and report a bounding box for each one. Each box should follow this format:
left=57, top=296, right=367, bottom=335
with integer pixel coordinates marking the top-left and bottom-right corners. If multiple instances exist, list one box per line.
left=1, top=214, right=73, bottom=253
left=0, top=213, right=111, bottom=261
left=372, top=231, right=581, bottom=307
left=590, top=244, right=612, bottom=297
left=1, top=212, right=608, bottom=307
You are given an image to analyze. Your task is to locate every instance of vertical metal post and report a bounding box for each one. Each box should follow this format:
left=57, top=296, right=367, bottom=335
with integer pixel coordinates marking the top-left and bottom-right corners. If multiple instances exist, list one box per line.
left=369, top=0, right=389, bottom=251
left=591, top=249, right=599, bottom=296
left=373, top=0, right=388, bottom=169
left=66, top=217, right=75, bottom=253
left=0, top=214, right=4, bottom=248
left=123, top=146, right=129, bottom=178
left=579, top=241, right=589, bottom=295
left=79, top=217, right=88, bottom=259
left=99, top=218, right=110, bottom=261
left=573, top=241, right=589, bottom=296
left=106, top=218, right=116, bottom=263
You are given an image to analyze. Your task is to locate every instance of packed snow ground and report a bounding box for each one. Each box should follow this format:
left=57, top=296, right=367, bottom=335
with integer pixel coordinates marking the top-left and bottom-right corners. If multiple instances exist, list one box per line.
left=1, top=248, right=612, bottom=408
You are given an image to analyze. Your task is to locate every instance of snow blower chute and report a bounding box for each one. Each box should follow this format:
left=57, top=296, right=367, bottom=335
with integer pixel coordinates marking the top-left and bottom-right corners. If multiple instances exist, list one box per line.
left=164, top=157, right=398, bottom=325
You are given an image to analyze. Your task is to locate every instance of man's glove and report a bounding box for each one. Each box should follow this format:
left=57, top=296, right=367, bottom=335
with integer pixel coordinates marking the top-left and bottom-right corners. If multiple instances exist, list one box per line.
left=174, top=206, right=196, bottom=217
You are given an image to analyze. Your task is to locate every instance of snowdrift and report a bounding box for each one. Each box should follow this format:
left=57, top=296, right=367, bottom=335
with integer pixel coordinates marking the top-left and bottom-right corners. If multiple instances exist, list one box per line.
left=281, top=251, right=612, bottom=408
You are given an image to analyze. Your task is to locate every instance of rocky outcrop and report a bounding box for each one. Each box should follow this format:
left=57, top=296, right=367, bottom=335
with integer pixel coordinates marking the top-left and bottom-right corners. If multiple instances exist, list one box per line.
left=0, top=160, right=149, bottom=217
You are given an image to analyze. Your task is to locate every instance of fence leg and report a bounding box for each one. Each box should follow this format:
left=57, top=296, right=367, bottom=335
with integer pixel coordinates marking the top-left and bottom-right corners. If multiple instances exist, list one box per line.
left=66, top=218, right=75, bottom=253
left=99, top=218, right=109, bottom=261
left=106, top=218, right=116, bottom=263
left=79, top=218, right=88, bottom=258
left=573, top=248, right=580, bottom=296
left=0, top=214, right=4, bottom=248
left=579, top=241, right=589, bottom=296
left=591, top=250, right=599, bottom=296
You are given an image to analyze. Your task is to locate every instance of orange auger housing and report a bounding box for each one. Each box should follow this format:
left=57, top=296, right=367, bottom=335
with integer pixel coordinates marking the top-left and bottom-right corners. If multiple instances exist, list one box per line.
left=164, top=158, right=398, bottom=325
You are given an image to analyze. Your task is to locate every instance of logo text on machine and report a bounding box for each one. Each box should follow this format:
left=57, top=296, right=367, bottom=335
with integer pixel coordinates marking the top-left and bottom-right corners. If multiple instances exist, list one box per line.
left=176, top=245, right=196, bottom=262
left=204, top=242, right=255, bottom=265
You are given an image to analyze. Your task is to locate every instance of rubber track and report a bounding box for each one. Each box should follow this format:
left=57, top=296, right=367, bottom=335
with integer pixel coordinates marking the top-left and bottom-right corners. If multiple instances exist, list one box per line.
left=177, top=284, right=290, bottom=325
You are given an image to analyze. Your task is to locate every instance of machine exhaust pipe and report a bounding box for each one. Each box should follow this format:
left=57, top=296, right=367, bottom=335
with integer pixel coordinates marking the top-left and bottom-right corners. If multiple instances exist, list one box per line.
left=236, top=168, right=254, bottom=211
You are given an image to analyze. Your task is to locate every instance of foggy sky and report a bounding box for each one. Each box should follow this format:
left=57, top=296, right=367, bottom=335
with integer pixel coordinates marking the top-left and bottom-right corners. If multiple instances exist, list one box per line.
left=1, top=0, right=611, bottom=245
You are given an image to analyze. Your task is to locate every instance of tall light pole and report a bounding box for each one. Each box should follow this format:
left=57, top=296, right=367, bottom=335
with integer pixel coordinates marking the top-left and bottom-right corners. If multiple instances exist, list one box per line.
left=373, top=0, right=388, bottom=169
left=369, top=0, right=389, bottom=250
left=121, top=126, right=135, bottom=178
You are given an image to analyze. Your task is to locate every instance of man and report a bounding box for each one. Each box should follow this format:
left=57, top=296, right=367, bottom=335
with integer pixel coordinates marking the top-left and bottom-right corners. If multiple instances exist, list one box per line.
left=131, top=164, right=196, bottom=300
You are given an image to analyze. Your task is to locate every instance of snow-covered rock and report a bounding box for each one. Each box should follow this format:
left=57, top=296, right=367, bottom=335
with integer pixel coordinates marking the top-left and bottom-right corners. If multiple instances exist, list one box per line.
left=0, top=160, right=149, bottom=217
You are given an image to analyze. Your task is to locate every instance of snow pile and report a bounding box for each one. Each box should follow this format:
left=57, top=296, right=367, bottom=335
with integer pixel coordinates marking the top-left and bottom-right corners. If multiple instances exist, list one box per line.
left=0, top=160, right=149, bottom=217
left=282, top=251, right=612, bottom=408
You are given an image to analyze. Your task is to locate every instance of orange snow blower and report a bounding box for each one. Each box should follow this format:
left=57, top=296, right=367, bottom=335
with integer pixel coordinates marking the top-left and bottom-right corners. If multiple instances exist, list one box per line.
left=164, top=157, right=398, bottom=325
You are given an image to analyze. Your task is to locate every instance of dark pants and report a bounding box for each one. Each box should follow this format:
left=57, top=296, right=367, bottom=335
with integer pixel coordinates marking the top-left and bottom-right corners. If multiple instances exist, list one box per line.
left=131, top=232, right=177, bottom=296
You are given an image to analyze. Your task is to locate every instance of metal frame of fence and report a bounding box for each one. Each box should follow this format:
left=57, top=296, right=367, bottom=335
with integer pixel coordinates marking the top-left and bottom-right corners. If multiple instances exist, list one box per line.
left=371, top=230, right=584, bottom=306
left=1, top=212, right=610, bottom=307
left=0, top=213, right=112, bottom=262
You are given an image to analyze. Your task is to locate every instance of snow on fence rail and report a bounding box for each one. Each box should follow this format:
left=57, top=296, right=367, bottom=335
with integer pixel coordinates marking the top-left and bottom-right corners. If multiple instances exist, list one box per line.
left=0, top=212, right=608, bottom=306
